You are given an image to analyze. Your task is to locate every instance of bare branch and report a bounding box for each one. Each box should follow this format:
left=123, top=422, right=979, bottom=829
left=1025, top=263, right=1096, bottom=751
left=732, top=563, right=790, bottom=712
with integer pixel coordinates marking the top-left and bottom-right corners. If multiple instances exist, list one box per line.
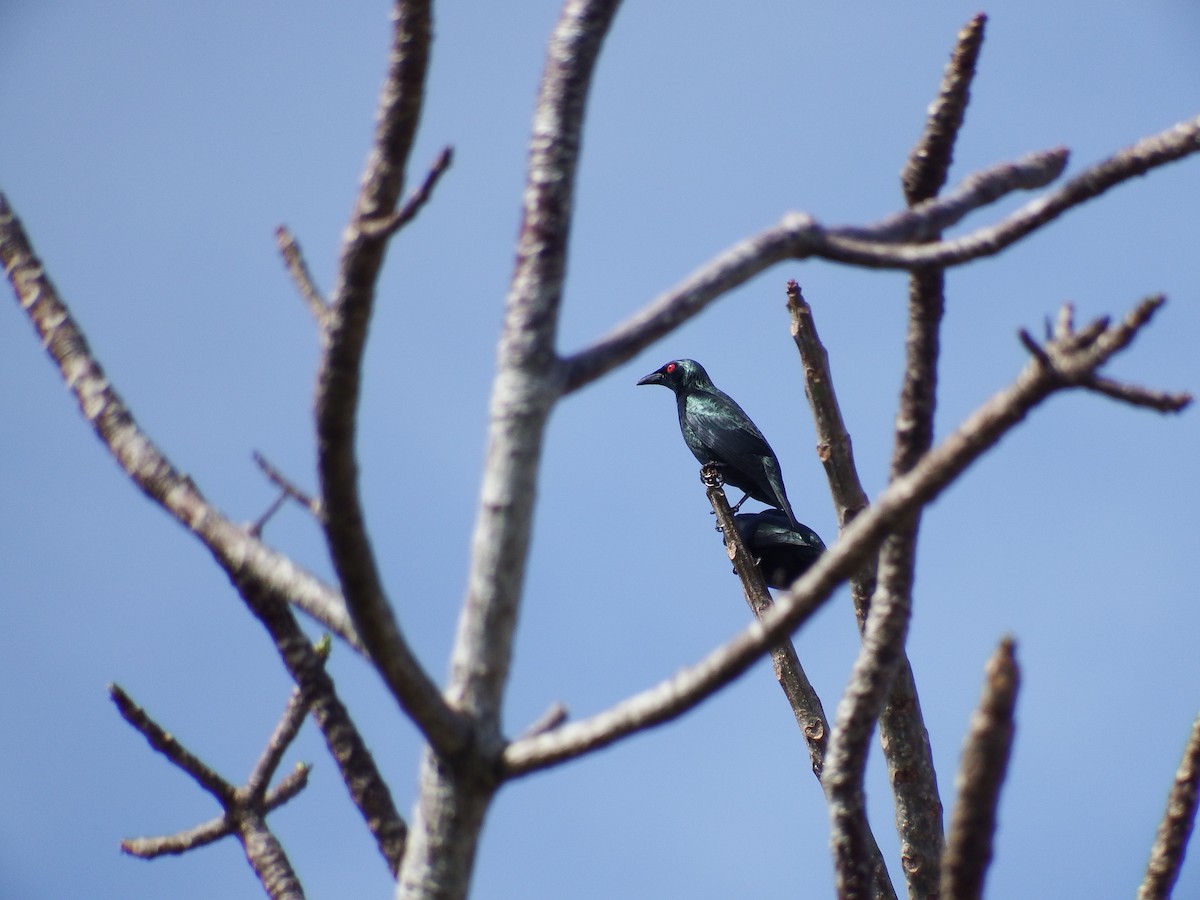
left=111, top=683, right=308, bottom=897
left=249, top=490, right=291, bottom=539
left=855, top=14, right=992, bottom=888
left=818, top=115, right=1200, bottom=268
left=707, top=477, right=897, bottom=900
left=122, top=764, right=311, bottom=858
left=787, top=283, right=873, bottom=613
left=901, top=13, right=988, bottom=204
left=826, top=529, right=922, bottom=900
left=0, top=193, right=363, bottom=651
left=445, top=0, right=623, bottom=728
left=0, top=194, right=407, bottom=871
left=312, top=0, right=469, bottom=756
left=1082, top=375, right=1192, bottom=412
left=109, top=684, right=236, bottom=804
left=246, top=637, right=329, bottom=800
left=517, top=703, right=570, bottom=740
left=275, top=225, right=329, bottom=325
left=235, top=809, right=307, bottom=900
left=940, top=638, right=1019, bottom=900
left=790, top=282, right=944, bottom=897
left=1018, top=328, right=1053, bottom=366
left=706, top=478, right=830, bottom=779
left=240, top=583, right=409, bottom=875
left=1139, top=711, right=1200, bottom=900
left=253, top=450, right=324, bottom=523
left=848, top=148, right=1068, bottom=244
left=398, top=4, right=624, bottom=898
left=359, top=145, right=454, bottom=239
left=503, top=295, right=1182, bottom=777
left=561, top=114, right=1200, bottom=392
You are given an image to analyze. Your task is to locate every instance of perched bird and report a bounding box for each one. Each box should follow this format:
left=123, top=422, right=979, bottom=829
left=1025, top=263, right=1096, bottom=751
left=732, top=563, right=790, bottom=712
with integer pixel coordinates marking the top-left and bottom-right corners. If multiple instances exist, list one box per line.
left=637, top=358, right=798, bottom=527
left=732, top=509, right=826, bottom=590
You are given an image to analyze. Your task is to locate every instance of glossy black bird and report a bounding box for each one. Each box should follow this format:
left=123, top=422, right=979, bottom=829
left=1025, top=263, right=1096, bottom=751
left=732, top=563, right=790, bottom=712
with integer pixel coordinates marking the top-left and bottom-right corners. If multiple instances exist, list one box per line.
left=732, top=509, right=826, bottom=590
left=637, top=358, right=798, bottom=527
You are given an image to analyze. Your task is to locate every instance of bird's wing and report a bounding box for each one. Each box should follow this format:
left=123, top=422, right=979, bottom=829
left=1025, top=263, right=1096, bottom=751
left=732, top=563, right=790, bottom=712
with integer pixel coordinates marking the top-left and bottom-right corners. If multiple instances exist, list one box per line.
left=757, top=521, right=825, bottom=551
left=686, top=392, right=775, bottom=468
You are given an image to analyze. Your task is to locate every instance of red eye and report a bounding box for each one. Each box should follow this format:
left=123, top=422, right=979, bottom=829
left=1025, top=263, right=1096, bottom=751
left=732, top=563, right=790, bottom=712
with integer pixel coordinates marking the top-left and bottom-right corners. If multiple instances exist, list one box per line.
left=665, top=362, right=676, bottom=373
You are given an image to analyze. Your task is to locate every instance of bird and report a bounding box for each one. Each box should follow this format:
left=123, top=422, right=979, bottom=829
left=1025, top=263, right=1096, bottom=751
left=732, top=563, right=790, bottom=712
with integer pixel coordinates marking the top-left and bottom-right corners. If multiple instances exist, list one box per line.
left=731, top=509, right=826, bottom=590
left=637, top=358, right=799, bottom=527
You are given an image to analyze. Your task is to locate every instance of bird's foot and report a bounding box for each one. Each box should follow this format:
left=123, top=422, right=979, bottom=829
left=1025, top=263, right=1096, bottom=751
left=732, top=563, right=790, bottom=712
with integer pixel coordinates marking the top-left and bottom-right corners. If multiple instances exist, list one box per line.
left=699, top=464, right=723, bottom=488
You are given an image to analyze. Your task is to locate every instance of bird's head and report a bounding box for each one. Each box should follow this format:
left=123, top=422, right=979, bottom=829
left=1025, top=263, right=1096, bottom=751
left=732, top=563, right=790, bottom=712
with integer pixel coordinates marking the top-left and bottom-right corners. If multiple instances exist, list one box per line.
left=636, top=358, right=710, bottom=392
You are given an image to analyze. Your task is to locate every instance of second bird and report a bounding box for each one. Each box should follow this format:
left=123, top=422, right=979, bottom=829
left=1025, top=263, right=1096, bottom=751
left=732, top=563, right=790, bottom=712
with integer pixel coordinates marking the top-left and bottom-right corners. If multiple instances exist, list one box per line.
left=637, top=358, right=798, bottom=528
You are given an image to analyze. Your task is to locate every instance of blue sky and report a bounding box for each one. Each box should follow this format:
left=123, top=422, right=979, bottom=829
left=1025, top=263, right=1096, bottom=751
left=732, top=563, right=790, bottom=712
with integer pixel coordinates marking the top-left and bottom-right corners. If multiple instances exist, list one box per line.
left=2, top=2, right=1198, bottom=898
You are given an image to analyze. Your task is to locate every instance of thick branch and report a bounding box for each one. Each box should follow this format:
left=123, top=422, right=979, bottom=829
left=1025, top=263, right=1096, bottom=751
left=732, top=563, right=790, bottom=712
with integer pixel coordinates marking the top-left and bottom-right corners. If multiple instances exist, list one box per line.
left=1138, top=711, right=1200, bottom=900
left=314, top=0, right=468, bottom=756
left=398, top=3, right=623, bottom=899
left=940, top=638, right=1019, bottom=900
left=561, top=113, right=1200, bottom=392
left=235, top=809, right=306, bottom=900
left=503, top=297, right=1185, bottom=777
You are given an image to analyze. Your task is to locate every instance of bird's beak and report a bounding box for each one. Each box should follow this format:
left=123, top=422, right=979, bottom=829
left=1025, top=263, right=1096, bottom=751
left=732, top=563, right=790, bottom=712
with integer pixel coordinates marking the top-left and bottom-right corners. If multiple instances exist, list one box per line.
left=636, top=370, right=663, bottom=386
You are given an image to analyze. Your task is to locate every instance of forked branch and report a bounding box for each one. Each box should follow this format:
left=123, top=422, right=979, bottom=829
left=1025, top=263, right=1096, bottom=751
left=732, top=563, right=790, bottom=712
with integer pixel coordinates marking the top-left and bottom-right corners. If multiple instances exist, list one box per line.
left=111, top=683, right=311, bottom=900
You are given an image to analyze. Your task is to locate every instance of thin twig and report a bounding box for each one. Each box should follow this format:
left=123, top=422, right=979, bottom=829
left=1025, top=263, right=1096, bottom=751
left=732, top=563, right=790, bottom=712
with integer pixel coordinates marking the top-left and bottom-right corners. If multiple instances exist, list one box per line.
left=246, top=637, right=330, bottom=799
left=359, top=145, right=454, bottom=239
left=109, top=684, right=236, bottom=803
left=560, top=113, right=1200, bottom=393
left=1138, top=711, right=1200, bottom=900
left=254, top=451, right=324, bottom=522
left=122, top=764, right=311, bottom=858
left=1083, top=375, right=1192, bottom=412
left=503, top=295, right=1184, bottom=777
left=249, top=490, right=290, bottom=538
left=517, top=703, right=570, bottom=740
left=940, top=638, right=1019, bottom=900
left=275, top=225, right=329, bottom=325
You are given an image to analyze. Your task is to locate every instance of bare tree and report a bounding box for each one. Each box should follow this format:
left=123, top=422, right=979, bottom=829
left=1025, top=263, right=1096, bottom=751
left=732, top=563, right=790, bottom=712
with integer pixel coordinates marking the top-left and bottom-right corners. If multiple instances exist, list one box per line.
left=3, top=4, right=1198, bottom=900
